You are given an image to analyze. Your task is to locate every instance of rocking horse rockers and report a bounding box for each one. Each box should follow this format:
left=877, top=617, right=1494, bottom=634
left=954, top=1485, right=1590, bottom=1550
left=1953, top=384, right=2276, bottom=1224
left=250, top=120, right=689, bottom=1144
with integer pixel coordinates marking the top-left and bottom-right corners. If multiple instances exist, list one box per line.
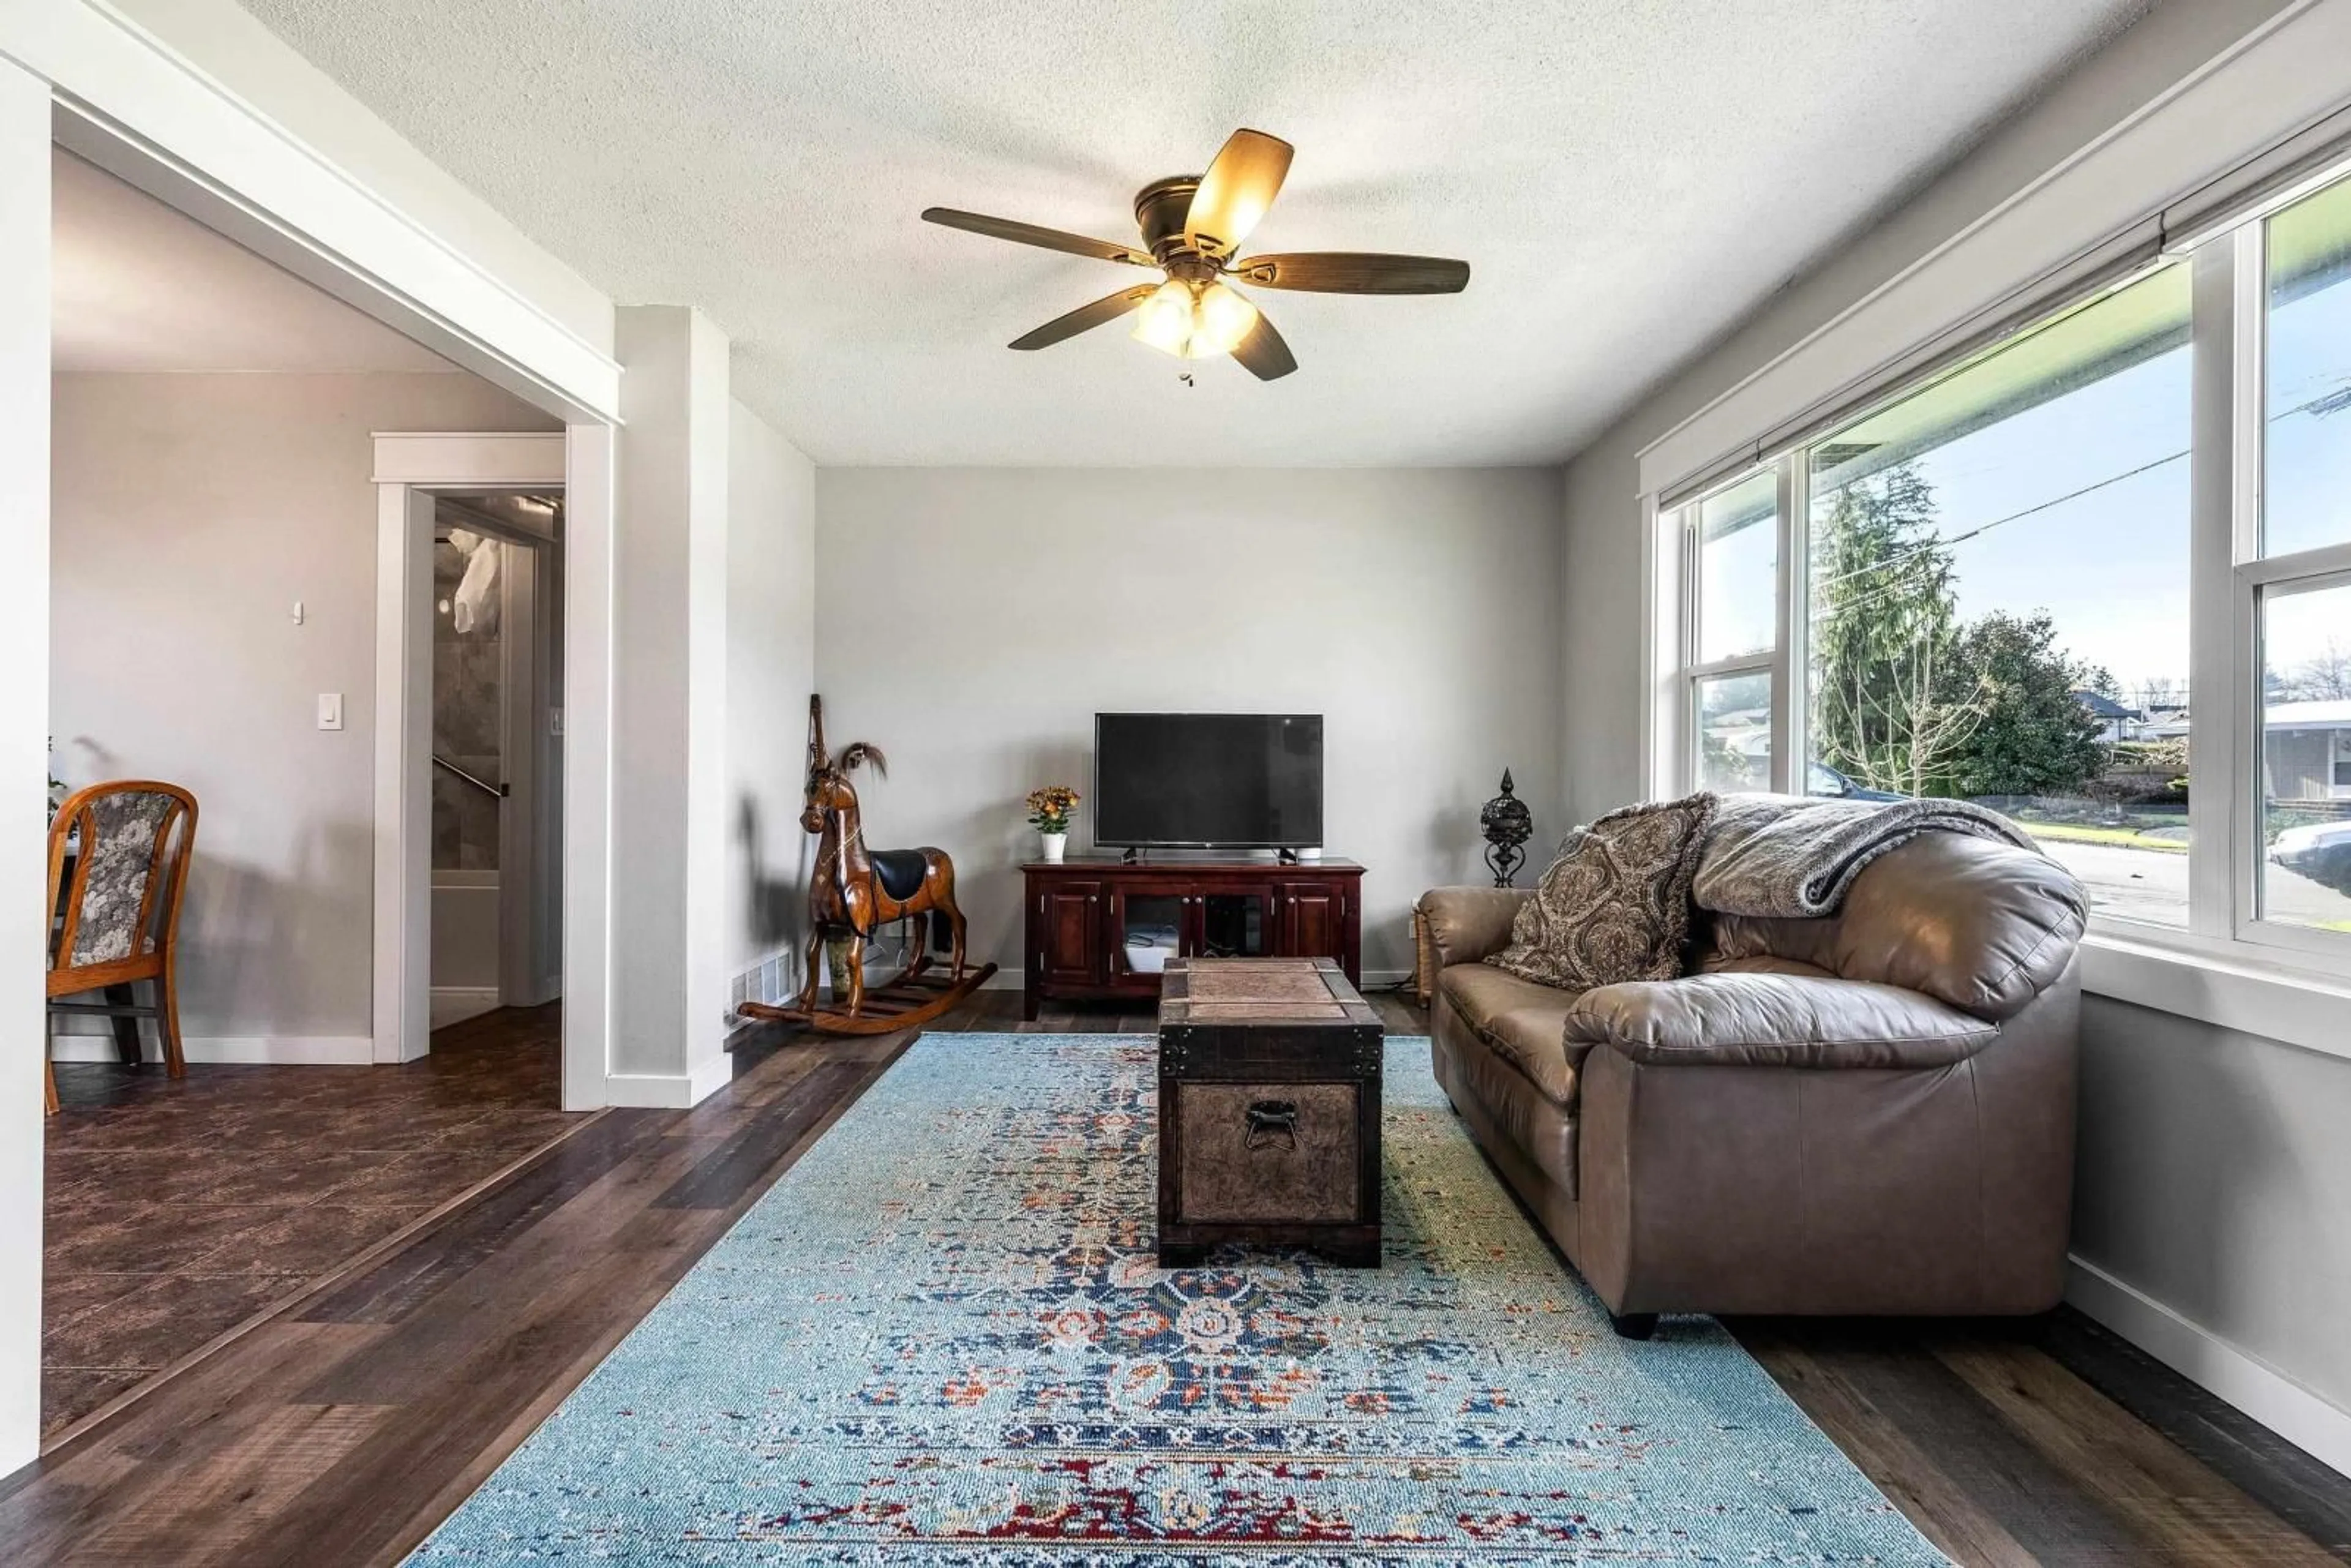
left=738, top=697, right=996, bottom=1035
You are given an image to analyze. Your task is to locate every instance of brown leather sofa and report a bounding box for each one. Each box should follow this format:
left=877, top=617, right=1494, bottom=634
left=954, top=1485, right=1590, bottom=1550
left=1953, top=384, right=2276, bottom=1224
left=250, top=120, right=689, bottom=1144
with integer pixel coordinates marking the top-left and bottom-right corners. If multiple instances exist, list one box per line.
left=1419, top=831, right=2085, bottom=1337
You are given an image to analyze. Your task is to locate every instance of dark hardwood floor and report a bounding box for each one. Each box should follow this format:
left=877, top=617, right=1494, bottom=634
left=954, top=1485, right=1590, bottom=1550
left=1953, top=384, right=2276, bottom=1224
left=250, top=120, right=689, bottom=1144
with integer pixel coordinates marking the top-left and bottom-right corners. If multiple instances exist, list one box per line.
left=6, top=989, right=2345, bottom=1566
left=39, top=1003, right=580, bottom=1442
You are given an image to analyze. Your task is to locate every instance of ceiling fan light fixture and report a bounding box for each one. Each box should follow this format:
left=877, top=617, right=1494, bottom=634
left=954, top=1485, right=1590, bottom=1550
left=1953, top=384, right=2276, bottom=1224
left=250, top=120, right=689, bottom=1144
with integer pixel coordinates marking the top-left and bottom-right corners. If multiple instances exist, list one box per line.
left=1130, top=278, right=1197, bottom=357
left=932, top=124, right=1467, bottom=381
left=1193, top=282, right=1259, bottom=356
left=1129, top=278, right=1260, bottom=360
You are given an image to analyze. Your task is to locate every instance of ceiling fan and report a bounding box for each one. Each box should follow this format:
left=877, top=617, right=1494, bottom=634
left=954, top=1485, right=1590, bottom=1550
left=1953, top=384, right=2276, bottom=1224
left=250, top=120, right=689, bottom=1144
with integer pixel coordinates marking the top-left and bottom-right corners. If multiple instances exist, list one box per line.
left=922, top=128, right=1469, bottom=381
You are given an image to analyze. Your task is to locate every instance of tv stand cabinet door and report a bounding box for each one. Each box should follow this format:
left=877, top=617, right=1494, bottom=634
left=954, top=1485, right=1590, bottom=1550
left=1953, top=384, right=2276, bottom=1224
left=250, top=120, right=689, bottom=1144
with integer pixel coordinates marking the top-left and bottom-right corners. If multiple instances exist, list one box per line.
left=1037, top=880, right=1106, bottom=992
left=1273, top=879, right=1358, bottom=981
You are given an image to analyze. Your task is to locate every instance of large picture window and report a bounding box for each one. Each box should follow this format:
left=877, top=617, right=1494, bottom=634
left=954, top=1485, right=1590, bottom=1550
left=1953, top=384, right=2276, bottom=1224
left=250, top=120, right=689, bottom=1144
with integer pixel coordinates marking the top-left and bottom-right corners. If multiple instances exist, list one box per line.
left=2250, top=173, right=2351, bottom=940
left=1804, top=265, right=2192, bottom=926
left=1655, top=159, right=2351, bottom=967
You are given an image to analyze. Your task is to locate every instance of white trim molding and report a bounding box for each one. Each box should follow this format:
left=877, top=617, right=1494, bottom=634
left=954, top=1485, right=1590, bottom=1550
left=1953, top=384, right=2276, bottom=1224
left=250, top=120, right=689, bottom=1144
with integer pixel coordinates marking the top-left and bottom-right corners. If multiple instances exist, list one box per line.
left=1636, top=1, right=2350, bottom=499
left=373, top=431, right=613, bottom=1109
left=0, top=56, right=53, bottom=1476
left=370, top=430, right=566, bottom=487
left=48, top=1035, right=377, bottom=1066
left=372, top=484, right=435, bottom=1067
left=11, top=2, right=621, bottom=422
left=561, top=422, right=615, bottom=1112
left=603, top=1054, right=733, bottom=1111
left=2069, top=1255, right=2351, bottom=1480
left=429, top=987, right=501, bottom=1031
left=2082, top=931, right=2351, bottom=1065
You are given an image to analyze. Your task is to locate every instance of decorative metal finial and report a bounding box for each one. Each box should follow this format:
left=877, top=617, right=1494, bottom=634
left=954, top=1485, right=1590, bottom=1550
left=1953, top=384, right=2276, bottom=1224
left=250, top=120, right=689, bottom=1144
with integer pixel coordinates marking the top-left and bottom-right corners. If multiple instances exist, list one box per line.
left=1480, top=768, right=1534, bottom=887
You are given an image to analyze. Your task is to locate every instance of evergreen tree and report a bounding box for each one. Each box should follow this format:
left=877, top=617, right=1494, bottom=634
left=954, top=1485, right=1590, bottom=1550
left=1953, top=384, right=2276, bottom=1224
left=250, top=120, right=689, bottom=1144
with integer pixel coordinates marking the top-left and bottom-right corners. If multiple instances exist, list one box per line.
left=1808, top=463, right=1983, bottom=795
left=1948, top=611, right=2110, bottom=796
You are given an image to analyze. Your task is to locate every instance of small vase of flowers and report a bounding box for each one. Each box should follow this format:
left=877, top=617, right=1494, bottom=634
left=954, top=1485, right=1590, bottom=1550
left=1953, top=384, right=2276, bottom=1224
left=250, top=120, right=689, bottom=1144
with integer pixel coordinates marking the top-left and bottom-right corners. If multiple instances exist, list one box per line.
left=1026, top=784, right=1079, bottom=863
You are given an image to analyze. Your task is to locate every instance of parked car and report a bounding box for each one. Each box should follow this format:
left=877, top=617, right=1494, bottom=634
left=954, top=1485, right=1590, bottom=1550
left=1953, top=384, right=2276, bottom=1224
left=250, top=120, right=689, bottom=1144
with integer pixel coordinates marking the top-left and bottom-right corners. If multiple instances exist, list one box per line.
left=1807, top=762, right=1907, bottom=802
left=2270, top=817, right=2351, bottom=895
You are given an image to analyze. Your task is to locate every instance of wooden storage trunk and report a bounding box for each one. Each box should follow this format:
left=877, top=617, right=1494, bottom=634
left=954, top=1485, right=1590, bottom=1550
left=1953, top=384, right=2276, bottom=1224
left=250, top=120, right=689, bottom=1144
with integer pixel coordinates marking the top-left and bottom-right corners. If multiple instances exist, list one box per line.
left=1155, top=956, right=1384, bottom=1267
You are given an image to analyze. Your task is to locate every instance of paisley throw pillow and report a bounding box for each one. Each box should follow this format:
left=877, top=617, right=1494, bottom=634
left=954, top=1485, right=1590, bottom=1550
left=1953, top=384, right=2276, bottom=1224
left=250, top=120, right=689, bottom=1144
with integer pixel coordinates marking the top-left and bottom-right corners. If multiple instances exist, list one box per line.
left=1485, top=792, right=1719, bottom=993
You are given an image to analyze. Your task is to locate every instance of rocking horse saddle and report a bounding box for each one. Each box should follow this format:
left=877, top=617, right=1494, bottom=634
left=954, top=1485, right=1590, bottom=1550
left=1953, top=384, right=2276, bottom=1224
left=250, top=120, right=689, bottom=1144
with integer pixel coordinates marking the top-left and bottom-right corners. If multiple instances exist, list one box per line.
left=868, top=848, right=932, bottom=902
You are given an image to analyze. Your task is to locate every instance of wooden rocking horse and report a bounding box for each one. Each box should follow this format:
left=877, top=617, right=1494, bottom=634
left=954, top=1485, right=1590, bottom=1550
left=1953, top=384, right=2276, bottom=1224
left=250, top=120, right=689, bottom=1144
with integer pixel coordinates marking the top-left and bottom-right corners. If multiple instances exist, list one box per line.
left=737, top=696, right=996, bottom=1035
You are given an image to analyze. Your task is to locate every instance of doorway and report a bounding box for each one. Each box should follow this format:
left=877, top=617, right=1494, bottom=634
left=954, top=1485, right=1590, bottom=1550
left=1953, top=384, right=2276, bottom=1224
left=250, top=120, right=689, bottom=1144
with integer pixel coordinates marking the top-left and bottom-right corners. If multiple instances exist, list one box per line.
left=429, top=494, right=564, bottom=1032
left=34, top=158, right=599, bottom=1447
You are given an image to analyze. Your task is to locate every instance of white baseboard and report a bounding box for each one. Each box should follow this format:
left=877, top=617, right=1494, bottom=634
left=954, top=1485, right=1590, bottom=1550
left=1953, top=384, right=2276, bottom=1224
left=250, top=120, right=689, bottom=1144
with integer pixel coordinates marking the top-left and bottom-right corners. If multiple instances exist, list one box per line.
left=603, top=1053, right=732, bottom=1110
left=2068, top=1254, right=2351, bottom=1479
left=430, top=986, right=501, bottom=1030
left=48, top=1035, right=376, bottom=1066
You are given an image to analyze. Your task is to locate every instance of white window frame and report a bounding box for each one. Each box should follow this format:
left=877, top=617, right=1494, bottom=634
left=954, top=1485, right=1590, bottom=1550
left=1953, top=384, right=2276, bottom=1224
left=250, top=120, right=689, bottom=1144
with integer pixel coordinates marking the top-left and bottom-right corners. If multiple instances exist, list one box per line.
left=1670, top=463, right=1799, bottom=797
left=1648, top=157, right=2351, bottom=983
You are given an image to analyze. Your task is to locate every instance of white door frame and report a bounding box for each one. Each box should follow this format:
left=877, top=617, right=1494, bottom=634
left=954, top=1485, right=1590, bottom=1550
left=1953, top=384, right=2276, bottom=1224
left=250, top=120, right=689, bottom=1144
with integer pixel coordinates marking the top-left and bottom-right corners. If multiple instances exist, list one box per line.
left=3, top=0, right=629, bottom=1474
left=372, top=433, right=610, bottom=1111
left=432, top=496, right=561, bottom=1016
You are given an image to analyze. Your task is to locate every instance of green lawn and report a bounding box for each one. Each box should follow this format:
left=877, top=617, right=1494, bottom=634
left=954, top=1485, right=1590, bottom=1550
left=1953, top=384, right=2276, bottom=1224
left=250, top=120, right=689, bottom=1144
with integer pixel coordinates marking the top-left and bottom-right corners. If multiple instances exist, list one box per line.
left=2018, top=822, right=2189, bottom=853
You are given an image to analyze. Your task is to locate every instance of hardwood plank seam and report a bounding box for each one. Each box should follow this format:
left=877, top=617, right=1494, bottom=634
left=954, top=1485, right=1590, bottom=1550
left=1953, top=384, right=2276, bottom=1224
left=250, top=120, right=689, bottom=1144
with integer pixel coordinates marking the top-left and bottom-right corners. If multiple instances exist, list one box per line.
left=25, top=1106, right=612, bottom=1467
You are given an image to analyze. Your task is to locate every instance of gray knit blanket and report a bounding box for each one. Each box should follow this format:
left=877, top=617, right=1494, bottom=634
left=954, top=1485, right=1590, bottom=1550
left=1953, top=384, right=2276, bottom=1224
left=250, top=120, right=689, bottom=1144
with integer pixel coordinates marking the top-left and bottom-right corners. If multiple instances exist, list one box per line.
left=1692, top=792, right=2042, bottom=919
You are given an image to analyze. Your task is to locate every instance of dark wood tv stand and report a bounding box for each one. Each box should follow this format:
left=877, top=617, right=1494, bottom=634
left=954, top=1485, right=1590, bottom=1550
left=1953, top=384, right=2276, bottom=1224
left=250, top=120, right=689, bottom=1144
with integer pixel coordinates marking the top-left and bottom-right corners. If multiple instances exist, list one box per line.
left=1022, top=856, right=1365, bottom=1020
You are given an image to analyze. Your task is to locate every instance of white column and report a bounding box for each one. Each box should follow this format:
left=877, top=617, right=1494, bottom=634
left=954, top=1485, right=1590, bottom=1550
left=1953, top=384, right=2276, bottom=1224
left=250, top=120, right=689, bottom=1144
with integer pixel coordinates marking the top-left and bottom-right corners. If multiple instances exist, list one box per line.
left=608, top=307, right=731, bottom=1106
left=0, top=56, right=50, bottom=1476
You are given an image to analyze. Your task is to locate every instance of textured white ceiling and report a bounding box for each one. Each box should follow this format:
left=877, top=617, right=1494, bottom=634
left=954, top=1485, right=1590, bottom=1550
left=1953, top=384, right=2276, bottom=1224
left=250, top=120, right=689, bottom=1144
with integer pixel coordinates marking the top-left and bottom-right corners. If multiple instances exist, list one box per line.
left=52, top=149, right=454, bottom=374
left=240, top=0, right=2145, bottom=465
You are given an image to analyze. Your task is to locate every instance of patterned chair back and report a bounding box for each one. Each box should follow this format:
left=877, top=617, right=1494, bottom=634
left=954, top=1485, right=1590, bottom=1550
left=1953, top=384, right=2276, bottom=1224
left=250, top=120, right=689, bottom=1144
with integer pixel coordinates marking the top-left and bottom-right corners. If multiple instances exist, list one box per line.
left=48, top=781, right=198, bottom=981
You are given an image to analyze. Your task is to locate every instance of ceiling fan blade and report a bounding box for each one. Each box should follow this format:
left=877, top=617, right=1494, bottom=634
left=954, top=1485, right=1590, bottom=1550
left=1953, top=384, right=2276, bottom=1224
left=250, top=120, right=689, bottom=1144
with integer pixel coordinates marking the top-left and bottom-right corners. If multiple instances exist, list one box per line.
left=1008, top=284, right=1161, bottom=350
left=1230, top=252, right=1471, bottom=294
left=1184, top=129, right=1294, bottom=260
left=921, top=207, right=1153, bottom=267
left=1230, top=309, right=1297, bottom=381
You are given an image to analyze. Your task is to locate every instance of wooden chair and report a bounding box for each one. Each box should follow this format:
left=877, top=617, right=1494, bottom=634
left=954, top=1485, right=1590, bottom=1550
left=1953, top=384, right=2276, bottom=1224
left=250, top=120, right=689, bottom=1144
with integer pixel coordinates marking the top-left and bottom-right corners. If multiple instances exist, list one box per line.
left=45, top=781, right=198, bottom=1116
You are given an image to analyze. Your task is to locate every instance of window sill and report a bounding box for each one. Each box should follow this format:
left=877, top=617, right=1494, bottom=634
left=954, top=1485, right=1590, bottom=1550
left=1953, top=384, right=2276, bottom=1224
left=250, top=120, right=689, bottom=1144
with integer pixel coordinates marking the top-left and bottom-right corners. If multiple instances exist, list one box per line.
left=2080, top=928, right=2351, bottom=1065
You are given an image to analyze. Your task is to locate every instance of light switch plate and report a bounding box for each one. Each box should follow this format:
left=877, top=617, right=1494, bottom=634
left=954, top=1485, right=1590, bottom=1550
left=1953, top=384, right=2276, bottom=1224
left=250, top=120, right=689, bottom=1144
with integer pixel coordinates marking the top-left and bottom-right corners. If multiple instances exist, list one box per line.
left=317, top=692, right=344, bottom=731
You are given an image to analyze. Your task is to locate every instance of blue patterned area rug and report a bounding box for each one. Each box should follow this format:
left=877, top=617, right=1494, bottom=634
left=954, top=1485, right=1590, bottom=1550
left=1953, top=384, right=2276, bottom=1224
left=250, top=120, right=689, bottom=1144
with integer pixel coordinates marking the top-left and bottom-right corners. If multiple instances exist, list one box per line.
left=411, top=1034, right=1946, bottom=1566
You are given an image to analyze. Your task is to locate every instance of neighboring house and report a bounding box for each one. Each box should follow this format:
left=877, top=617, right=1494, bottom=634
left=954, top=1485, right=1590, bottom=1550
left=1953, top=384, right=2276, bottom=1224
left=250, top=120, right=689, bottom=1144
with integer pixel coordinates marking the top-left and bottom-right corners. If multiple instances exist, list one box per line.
left=2264, top=700, right=2351, bottom=802
left=2073, top=688, right=2145, bottom=743
left=2142, top=703, right=2192, bottom=741
left=1702, top=703, right=1773, bottom=783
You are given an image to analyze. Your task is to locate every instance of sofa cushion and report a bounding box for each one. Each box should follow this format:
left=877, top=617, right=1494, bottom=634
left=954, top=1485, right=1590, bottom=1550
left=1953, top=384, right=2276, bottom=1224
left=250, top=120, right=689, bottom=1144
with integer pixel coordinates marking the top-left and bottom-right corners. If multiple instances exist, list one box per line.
left=1438, top=963, right=1586, bottom=1108
left=1486, top=793, right=1718, bottom=995
left=1434, top=1022, right=1580, bottom=1201
left=1565, top=972, right=2001, bottom=1068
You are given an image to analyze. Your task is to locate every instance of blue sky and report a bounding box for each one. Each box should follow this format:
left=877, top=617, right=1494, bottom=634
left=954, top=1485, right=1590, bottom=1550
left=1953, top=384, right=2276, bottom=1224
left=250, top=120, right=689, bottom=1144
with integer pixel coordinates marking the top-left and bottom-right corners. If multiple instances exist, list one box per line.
left=1825, top=265, right=2349, bottom=702
left=1699, top=251, right=2351, bottom=705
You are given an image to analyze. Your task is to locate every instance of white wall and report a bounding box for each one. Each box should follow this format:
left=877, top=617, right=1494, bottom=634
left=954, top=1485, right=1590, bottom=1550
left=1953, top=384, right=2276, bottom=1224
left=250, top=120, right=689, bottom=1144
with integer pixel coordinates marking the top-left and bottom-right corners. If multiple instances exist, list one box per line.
left=1551, top=0, right=2351, bottom=1471
left=726, top=398, right=817, bottom=1011
left=814, top=467, right=1564, bottom=981
left=49, top=371, right=558, bottom=1057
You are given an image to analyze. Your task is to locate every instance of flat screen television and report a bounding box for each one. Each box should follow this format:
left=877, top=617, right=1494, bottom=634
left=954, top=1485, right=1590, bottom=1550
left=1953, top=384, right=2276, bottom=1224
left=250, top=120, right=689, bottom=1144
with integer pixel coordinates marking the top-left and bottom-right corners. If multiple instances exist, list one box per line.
left=1093, top=713, right=1324, bottom=850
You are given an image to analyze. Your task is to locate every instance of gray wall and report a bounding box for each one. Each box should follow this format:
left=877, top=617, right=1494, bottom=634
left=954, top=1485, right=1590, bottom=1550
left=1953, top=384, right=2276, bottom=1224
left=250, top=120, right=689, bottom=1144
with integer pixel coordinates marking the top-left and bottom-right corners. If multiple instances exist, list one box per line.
left=814, top=467, right=1565, bottom=981
left=1553, top=0, right=2348, bottom=1457
left=726, top=397, right=817, bottom=1008
left=49, top=370, right=558, bottom=1049
left=2076, top=997, right=2351, bottom=1417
